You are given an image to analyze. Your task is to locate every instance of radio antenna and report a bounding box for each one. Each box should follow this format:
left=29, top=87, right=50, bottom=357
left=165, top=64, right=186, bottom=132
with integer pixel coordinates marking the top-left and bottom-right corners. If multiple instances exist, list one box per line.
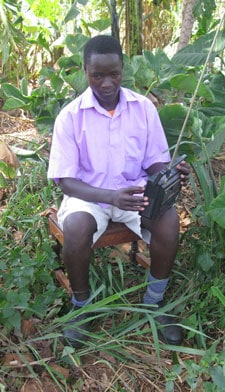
left=169, top=13, right=225, bottom=169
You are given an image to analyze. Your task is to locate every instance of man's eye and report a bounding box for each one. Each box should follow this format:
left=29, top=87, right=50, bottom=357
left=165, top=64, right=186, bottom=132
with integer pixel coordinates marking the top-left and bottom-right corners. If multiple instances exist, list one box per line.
left=111, top=73, right=119, bottom=78
left=93, top=74, right=102, bottom=79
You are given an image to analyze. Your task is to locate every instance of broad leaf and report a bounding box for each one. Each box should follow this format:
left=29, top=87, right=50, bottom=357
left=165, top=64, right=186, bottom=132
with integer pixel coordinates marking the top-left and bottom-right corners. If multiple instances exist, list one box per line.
left=197, top=252, right=214, bottom=272
left=64, top=4, right=80, bottom=23
left=2, top=83, right=30, bottom=102
left=172, top=29, right=225, bottom=67
left=201, top=72, right=225, bottom=116
left=0, top=161, right=16, bottom=179
left=207, top=192, right=225, bottom=228
left=87, top=18, right=111, bottom=32
left=131, top=56, right=155, bottom=89
left=170, top=74, right=214, bottom=102
left=0, top=173, right=7, bottom=188
left=50, top=74, right=64, bottom=94
left=197, top=116, right=225, bottom=161
left=58, top=54, right=82, bottom=68
left=122, top=55, right=135, bottom=89
left=143, top=48, right=173, bottom=79
left=208, top=72, right=225, bottom=104
left=3, top=97, right=30, bottom=110
left=60, top=69, right=87, bottom=95
left=159, top=104, right=198, bottom=157
left=208, top=366, right=225, bottom=390
left=65, top=34, right=89, bottom=54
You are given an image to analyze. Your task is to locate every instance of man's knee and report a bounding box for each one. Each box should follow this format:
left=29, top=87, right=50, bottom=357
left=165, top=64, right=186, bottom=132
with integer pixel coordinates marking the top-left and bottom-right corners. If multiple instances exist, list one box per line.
left=162, top=207, right=179, bottom=228
left=63, top=211, right=97, bottom=247
left=142, top=207, right=179, bottom=237
left=155, top=207, right=179, bottom=244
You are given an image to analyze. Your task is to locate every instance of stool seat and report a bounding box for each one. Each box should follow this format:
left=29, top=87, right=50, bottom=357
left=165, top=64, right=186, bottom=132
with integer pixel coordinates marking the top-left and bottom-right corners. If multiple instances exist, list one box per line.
left=48, top=212, right=141, bottom=248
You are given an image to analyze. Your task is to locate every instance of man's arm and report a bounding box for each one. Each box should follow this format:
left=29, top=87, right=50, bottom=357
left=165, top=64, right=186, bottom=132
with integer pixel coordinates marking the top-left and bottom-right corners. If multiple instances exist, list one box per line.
left=59, top=178, right=149, bottom=211
left=59, top=178, right=114, bottom=205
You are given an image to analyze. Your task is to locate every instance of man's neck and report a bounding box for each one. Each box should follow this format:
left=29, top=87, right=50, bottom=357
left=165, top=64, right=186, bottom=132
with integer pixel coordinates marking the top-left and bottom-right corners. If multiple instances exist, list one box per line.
left=94, top=92, right=120, bottom=111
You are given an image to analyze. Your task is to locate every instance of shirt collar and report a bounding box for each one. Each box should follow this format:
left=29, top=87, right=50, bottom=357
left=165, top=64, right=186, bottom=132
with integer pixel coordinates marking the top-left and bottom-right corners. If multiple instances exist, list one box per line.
left=80, top=86, right=138, bottom=111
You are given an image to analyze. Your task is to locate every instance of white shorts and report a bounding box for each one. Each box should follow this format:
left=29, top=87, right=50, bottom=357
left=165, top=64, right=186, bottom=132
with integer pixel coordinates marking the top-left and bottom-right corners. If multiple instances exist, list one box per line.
left=57, top=195, right=151, bottom=244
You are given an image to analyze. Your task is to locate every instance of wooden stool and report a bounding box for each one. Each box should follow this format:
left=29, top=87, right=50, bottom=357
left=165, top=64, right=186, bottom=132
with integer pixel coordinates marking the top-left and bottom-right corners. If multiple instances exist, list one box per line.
left=48, top=211, right=150, bottom=294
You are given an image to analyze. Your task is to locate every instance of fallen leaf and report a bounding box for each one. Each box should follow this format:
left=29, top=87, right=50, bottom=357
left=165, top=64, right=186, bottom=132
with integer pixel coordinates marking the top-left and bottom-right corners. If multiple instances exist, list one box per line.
left=0, top=141, right=20, bottom=168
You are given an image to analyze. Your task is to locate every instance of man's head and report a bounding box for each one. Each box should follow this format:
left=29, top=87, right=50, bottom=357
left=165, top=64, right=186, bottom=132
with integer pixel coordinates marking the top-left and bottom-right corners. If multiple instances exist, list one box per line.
left=83, top=35, right=123, bottom=110
left=83, top=35, right=123, bottom=66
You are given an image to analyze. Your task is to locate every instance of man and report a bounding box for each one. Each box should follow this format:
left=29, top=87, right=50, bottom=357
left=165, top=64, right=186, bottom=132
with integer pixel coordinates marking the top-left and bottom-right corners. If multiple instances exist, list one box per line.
left=48, top=35, right=190, bottom=348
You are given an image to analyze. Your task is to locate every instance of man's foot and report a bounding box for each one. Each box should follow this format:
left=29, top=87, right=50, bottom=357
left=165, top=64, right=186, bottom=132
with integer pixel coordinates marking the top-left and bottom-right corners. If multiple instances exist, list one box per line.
left=152, top=301, right=183, bottom=345
left=62, top=307, right=90, bottom=348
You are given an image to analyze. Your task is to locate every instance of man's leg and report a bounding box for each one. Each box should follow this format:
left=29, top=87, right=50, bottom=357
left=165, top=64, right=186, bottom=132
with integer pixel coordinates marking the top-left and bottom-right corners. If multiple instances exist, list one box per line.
left=141, top=207, right=183, bottom=345
left=63, top=211, right=97, bottom=301
left=142, top=206, right=179, bottom=280
left=61, top=211, right=97, bottom=347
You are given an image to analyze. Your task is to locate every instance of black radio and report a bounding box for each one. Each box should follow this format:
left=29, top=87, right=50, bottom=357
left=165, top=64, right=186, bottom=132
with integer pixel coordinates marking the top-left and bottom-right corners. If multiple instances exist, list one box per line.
left=140, top=154, right=187, bottom=220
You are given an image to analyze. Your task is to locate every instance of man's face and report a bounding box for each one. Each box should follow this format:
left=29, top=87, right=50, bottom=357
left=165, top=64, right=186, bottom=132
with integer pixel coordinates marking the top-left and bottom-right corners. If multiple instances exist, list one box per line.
left=84, top=53, right=123, bottom=109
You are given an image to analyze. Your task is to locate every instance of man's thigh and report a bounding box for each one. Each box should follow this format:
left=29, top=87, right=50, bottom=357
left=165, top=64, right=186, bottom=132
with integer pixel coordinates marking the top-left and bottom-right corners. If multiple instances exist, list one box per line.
left=57, top=196, right=111, bottom=244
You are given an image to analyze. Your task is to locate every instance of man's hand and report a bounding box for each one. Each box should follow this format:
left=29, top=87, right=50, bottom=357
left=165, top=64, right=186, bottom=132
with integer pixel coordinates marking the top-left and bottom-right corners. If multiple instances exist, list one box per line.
left=176, top=160, right=190, bottom=186
left=112, top=186, right=149, bottom=211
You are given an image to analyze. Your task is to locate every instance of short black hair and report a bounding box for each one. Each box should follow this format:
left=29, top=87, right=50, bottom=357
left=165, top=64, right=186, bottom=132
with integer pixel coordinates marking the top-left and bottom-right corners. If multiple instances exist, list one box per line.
left=83, top=35, right=123, bottom=65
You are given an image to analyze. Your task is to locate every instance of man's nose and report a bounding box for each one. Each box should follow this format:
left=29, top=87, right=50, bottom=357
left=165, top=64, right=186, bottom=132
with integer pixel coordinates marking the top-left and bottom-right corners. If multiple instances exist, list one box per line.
left=102, top=76, right=112, bottom=87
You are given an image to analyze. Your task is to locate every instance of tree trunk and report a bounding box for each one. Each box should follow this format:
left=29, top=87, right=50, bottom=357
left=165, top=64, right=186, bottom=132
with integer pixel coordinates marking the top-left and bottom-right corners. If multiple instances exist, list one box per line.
left=177, top=0, right=197, bottom=51
left=110, top=0, right=120, bottom=42
left=125, top=0, right=142, bottom=57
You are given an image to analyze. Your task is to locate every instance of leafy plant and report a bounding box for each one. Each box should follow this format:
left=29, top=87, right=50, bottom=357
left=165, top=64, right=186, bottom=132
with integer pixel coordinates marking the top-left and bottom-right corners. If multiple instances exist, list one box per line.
left=0, top=159, right=63, bottom=332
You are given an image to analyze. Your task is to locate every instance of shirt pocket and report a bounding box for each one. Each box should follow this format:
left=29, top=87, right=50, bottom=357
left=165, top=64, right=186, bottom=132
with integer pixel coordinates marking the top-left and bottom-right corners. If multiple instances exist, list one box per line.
left=122, top=157, right=142, bottom=180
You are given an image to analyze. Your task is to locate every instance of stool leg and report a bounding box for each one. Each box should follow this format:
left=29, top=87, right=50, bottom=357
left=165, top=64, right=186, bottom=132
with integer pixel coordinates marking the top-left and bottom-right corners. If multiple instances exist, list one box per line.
left=52, top=240, right=62, bottom=262
left=129, top=240, right=139, bottom=262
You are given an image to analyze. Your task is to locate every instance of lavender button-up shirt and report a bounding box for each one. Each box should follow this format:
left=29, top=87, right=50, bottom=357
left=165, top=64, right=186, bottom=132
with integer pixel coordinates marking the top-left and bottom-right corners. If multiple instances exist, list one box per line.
left=48, top=87, right=170, bottom=193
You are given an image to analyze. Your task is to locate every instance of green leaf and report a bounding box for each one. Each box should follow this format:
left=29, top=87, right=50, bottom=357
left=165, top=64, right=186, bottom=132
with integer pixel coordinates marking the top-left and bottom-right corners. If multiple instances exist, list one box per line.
left=20, top=77, right=28, bottom=96
left=77, top=0, right=88, bottom=4
left=207, top=192, right=225, bottom=228
left=87, top=18, right=111, bottom=32
left=60, top=69, right=87, bottom=95
left=201, top=73, right=225, bottom=117
left=7, top=290, right=31, bottom=308
left=159, top=104, right=197, bottom=157
left=64, top=4, right=79, bottom=23
left=122, top=55, right=135, bottom=89
left=10, top=148, right=35, bottom=157
left=0, top=173, right=7, bottom=188
left=0, top=161, right=16, bottom=179
left=58, top=54, right=82, bottom=68
left=144, top=48, right=172, bottom=78
left=40, top=66, right=55, bottom=79
left=3, top=97, right=30, bottom=111
left=50, top=74, right=64, bottom=94
left=2, top=304, right=21, bottom=330
left=131, top=56, right=155, bottom=89
left=172, top=29, right=225, bottom=67
left=198, top=119, right=225, bottom=162
left=197, top=252, right=214, bottom=272
left=65, top=34, right=89, bottom=54
left=211, top=286, right=225, bottom=307
left=2, top=83, right=29, bottom=102
left=36, top=116, right=55, bottom=134
left=170, top=74, right=214, bottom=101
left=0, top=261, right=6, bottom=269
left=208, top=72, right=225, bottom=104
left=62, top=346, right=75, bottom=357
left=208, top=366, right=225, bottom=390
left=7, top=312, right=21, bottom=330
